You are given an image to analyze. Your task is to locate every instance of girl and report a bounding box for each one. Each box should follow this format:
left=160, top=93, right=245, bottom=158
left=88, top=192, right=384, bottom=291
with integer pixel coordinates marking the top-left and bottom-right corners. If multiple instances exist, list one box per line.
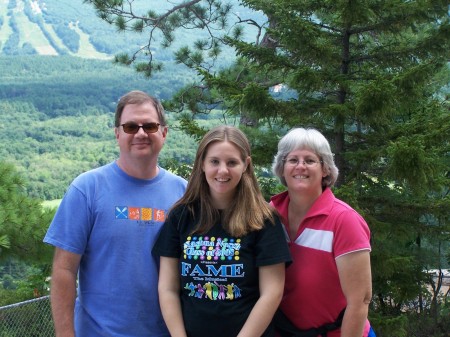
left=153, top=125, right=291, bottom=337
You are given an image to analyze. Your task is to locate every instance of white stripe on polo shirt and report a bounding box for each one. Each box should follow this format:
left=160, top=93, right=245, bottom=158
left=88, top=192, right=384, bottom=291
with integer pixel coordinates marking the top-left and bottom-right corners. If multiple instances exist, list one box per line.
left=294, top=228, right=333, bottom=252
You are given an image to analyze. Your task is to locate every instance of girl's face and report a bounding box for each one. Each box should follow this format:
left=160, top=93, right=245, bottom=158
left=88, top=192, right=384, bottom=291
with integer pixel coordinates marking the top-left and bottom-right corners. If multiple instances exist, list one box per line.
left=202, top=141, right=249, bottom=209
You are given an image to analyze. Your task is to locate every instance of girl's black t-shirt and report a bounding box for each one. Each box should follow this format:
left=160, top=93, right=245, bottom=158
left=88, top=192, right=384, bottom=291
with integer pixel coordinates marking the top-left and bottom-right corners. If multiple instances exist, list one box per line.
left=153, top=204, right=292, bottom=337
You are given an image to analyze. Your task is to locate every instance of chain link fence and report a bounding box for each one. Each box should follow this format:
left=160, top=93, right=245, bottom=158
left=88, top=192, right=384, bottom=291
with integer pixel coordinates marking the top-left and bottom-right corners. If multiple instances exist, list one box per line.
left=0, top=296, right=55, bottom=337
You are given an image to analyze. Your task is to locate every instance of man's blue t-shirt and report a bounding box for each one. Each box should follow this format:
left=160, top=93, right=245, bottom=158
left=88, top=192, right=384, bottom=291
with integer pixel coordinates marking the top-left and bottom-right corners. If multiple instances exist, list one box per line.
left=44, top=162, right=187, bottom=337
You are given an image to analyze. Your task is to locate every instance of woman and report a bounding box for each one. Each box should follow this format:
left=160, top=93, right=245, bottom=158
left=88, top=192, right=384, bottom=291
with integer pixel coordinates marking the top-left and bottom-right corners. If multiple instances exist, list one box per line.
left=153, top=125, right=291, bottom=337
left=271, top=128, right=376, bottom=337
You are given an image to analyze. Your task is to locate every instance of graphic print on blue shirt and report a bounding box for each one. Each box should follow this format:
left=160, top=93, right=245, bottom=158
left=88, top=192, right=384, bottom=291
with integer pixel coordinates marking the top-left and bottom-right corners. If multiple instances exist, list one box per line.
left=115, top=206, right=166, bottom=221
left=181, top=236, right=244, bottom=301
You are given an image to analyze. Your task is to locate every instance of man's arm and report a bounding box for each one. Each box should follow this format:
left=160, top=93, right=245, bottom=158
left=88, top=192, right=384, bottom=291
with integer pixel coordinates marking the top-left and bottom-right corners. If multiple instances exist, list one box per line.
left=50, top=247, right=81, bottom=337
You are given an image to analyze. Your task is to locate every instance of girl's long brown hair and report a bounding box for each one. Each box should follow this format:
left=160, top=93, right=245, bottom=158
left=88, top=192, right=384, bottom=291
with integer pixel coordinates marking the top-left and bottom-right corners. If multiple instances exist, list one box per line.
left=171, top=125, right=276, bottom=237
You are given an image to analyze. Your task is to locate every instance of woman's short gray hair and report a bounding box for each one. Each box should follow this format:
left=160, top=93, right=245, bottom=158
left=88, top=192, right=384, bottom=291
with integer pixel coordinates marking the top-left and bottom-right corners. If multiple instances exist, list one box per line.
left=272, top=128, right=339, bottom=187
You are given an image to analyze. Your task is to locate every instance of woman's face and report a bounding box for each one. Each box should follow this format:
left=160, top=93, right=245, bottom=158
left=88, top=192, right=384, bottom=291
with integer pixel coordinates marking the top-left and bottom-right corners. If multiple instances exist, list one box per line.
left=202, top=141, right=249, bottom=209
left=282, top=148, right=326, bottom=195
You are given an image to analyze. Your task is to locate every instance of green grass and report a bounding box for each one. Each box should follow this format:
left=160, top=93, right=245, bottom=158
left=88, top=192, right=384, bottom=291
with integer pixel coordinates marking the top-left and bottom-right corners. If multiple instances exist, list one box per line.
left=69, top=21, right=111, bottom=59
left=15, top=4, right=58, bottom=55
left=42, top=199, right=61, bottom=209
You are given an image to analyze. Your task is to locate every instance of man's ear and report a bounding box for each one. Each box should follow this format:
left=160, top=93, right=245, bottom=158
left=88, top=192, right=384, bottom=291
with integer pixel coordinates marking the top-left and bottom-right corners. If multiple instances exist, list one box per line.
left=161, top=125, right=168, bottom=141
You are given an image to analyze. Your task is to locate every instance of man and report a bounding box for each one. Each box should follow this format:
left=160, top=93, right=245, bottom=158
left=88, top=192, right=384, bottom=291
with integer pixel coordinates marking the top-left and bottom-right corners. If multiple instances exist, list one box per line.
left=44, top=90, right=187, bottom=337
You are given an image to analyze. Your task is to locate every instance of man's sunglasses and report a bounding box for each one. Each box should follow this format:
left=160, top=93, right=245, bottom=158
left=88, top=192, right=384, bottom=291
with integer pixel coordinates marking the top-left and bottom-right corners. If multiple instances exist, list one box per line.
left=120, top=122, right=162, bottom=134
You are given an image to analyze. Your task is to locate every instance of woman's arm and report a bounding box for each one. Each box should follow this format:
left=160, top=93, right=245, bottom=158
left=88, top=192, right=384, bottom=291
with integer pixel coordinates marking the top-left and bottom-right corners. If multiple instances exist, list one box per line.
left=336, top=250, right=372, bottom=337
left=237, top=263, right=286, bottom=337
left=158, top=256, right=187, bottom=337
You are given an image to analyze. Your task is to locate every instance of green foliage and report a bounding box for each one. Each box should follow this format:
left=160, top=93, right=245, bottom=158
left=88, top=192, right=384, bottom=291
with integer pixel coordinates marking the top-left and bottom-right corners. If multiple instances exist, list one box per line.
left=369, top=313, right=408, bottom=337
left=386, top=137, right=438, bottom=192
left=161, top=159, right=193, bottom=181
left=0, top=234, right=10, bottom=251
left=0, top=163, right=55, bottom=306
left=0, top=162, right=55, bottom=263
left=382, top=311, right=450, bottom=337
left=0, top=259, right=51, bottom=306
left=255, top=172, right=284, bottom=201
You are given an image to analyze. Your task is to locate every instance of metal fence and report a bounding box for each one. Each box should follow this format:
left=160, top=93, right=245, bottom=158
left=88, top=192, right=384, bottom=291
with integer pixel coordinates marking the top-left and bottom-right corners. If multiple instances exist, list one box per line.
left=0, top=296, right=55, bottom=337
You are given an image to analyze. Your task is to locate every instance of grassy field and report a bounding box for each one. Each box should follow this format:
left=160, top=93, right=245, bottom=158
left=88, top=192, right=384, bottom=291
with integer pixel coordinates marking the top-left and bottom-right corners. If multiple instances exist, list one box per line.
left=70, top=21, right=111, bottom=59
left=42, top=199, right=61, bottom=209
left=15, top=1, right=58, bottom=55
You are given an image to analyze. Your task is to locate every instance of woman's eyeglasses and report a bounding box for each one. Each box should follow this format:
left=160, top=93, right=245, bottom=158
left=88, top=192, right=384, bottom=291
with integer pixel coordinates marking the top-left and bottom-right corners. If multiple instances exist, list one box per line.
left=283, top=157, right=322, bottom=168
left=120, top=122, right=161, bottom=134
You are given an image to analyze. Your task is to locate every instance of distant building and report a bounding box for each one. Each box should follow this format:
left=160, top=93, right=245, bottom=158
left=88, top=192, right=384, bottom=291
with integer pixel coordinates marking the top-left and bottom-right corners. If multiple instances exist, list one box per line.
left=271, top=84, right=285, bottom=93
left=426, top=269, right=450, bottom=295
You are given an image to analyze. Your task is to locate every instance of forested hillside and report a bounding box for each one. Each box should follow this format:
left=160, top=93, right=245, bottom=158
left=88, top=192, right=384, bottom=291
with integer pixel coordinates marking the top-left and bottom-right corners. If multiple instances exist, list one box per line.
left=0, top=0, right=247, bottom=200
left=0, top=0, right=234, bottom=199
left=0, top=55, right=223, bottom=200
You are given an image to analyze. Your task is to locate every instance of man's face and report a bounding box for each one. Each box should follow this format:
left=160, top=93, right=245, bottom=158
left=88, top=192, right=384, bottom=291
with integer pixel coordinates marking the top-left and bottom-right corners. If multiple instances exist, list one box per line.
left=115, top=102, right=167, bottom=162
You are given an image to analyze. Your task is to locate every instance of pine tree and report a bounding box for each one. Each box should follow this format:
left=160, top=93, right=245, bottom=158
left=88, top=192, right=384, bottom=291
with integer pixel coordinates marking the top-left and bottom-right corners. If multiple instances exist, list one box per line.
left=0, top=161, right=55, bottom=263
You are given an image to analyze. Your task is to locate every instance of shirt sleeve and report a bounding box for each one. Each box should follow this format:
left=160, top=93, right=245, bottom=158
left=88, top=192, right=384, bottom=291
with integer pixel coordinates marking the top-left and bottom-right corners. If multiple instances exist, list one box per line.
left=152, top=205, right=185, bottom=258
left=43, top=183, right=92, bottom=255
left=333, top=209, right=371, bottom=258
left=254, top=215, right=292, bottom=267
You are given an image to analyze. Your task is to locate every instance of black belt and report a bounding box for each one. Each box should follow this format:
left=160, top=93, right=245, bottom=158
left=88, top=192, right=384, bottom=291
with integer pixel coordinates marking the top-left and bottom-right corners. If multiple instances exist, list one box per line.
left=274, top=308, right=346, bottom=337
